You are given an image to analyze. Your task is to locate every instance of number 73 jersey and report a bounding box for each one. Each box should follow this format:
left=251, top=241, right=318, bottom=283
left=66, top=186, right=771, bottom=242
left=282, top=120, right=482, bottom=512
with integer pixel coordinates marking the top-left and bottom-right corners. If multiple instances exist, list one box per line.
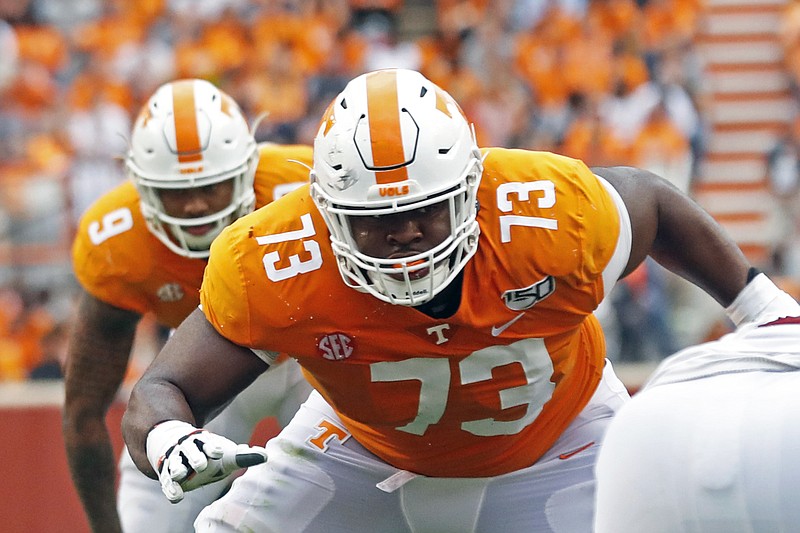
left=201, top=148, right=626, bottom=477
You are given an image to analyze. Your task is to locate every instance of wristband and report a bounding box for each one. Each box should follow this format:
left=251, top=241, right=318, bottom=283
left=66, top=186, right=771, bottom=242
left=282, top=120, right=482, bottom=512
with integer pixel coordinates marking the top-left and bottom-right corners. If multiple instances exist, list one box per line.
left=726, top=273, right=800, bottom=326
left=746, top=266, right=762, bottom=283
left=146, top=420, right=199, bottom=474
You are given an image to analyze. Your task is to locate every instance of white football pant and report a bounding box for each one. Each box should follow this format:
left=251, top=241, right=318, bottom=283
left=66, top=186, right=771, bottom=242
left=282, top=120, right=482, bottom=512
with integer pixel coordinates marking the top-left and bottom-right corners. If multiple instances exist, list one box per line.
left=595, top=371, right=800, bottom=532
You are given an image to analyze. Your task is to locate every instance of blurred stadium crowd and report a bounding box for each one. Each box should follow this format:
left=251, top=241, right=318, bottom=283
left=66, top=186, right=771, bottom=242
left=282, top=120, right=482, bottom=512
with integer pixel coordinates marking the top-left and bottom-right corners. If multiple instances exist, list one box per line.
left=0, top=0, right=798, bottom=383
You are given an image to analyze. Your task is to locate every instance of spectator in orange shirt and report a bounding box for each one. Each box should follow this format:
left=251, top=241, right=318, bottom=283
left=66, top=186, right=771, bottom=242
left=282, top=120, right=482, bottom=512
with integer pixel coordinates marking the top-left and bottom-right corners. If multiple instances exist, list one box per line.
left=237, top=40, right=309, bottom=143
left=630, top=98, right=693, bottom=193
left=28, top=321, right=68, bottom=380
left=781, top=0, right=800, bottom=94
left=560, top=93, right=630, bottom=167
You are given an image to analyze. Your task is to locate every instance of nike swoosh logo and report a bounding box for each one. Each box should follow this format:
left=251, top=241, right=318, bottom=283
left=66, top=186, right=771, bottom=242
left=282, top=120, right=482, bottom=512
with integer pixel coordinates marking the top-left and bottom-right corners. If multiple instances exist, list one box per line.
left=491, top=313, right=525, bottom=337
left=558, top=441, right=595, bottom=460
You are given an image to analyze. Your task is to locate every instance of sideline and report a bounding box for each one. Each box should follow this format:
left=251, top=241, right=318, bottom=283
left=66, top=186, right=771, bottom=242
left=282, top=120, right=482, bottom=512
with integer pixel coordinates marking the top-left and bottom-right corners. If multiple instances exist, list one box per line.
left=0, top=381, right=65, bottom=407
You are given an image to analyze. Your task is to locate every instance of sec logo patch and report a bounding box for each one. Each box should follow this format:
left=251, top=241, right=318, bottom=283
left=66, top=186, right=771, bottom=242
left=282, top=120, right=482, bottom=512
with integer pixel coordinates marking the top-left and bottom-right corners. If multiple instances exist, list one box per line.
left=318, top=333, right=354, bottom=361
left=156, top=283, right=184, bottom=302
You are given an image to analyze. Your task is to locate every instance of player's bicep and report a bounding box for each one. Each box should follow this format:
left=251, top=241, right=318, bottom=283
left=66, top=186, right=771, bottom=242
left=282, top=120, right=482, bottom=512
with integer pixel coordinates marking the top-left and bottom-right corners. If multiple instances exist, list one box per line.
left=64, top=289, right=140, bottom=409
left=593, top=174, right=632, bottom=293
left=149, top=308, right=269, bottom=426
left=76, top=289, right=141, bottom=336
left=592, top=166, right=659, bottom=278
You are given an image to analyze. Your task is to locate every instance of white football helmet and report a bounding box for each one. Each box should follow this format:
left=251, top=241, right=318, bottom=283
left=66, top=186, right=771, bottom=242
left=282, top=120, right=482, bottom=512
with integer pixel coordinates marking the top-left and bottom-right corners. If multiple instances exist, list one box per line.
left=310, top=69, right=483, bottom=306
left=125, top=78, right=257, bottom=258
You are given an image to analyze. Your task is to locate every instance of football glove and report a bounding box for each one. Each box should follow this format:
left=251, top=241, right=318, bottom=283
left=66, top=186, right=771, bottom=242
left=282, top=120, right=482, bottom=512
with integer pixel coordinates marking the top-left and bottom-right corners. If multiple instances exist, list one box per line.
left=146, top=420, right=268, bottom=503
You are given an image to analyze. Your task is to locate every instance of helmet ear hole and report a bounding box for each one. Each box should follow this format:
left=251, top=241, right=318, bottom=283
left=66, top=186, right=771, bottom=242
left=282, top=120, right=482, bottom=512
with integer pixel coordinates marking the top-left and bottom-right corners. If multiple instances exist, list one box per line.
left=311, top=69, right=483, bottom=306
left=125, top=79, right=257, bottom=259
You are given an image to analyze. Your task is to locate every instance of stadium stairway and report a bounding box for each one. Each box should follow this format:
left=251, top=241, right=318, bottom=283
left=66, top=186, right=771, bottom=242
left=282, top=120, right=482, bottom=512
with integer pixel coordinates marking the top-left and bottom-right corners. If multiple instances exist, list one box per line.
left=693, top=0, right=795, bottom=267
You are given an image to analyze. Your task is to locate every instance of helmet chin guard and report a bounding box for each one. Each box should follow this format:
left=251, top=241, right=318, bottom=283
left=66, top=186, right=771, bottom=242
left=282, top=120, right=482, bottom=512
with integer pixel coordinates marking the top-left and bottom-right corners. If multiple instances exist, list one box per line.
left=310, top=69, right=483, bottom=306
left=125, top=79, right=257, bottom=258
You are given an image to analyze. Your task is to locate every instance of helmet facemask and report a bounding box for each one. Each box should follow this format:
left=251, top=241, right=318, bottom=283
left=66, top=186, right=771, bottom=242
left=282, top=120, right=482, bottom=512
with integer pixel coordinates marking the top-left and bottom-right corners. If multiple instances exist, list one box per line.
left=311, top=69, right=483, bottom=306
left=132, top=159, right=257, bottom=257
left=125, top=79, right=258, bottom=259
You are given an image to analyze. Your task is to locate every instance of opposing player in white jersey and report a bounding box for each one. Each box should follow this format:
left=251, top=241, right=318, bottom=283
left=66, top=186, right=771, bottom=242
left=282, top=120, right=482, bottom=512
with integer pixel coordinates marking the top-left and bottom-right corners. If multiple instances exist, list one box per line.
left=122, top=69, right=769, bottom=531
left=595, top=276, right=800, bottom=533
left=63, top=79, right=313, bottom=533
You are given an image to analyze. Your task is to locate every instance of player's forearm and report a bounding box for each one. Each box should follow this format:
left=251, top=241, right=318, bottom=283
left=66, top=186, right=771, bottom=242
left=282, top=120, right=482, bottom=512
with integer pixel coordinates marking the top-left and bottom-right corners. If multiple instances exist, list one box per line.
left=63, top=382, right=125, bottom=532
left=122, top=377, right=199, bottom=478
left=648, top=184, right=750, bottom=306
left=62, top=319, right=134, bottom=532
left=63, top=352, right=129, bottom=528
left=65, top=432, right=123, bottom=533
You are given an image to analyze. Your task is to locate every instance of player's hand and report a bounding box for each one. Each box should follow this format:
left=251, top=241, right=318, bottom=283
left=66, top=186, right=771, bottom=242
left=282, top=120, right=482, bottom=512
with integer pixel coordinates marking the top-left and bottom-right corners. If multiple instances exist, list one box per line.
left=145, top=420, right=268, bottom=503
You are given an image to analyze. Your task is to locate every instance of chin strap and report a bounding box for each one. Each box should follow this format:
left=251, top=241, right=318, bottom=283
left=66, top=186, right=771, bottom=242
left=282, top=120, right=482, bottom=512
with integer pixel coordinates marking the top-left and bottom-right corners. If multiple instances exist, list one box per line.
left=379, top=262, right=449, bottom=306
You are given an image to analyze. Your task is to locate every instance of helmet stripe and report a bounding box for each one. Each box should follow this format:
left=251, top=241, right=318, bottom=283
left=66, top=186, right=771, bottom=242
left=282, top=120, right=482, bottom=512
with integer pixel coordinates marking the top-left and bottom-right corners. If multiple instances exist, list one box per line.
left=365, top=70, right=409, bottom=184
left=172, top=80, right=203, bottom=170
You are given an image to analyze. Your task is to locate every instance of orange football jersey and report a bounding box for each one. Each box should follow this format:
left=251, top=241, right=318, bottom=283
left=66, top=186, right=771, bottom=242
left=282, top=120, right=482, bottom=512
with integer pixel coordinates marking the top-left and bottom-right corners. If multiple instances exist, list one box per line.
left=72, top=143, right=312, bottom=328
left=200, top=148, right=622, bottom=477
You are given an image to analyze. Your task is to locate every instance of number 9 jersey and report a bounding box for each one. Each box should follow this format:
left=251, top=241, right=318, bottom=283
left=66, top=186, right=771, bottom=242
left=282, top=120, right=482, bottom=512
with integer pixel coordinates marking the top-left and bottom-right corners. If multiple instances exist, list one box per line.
left=72, top=144, right=312, bottom=328
left=200, top=148, right=630, bottom=477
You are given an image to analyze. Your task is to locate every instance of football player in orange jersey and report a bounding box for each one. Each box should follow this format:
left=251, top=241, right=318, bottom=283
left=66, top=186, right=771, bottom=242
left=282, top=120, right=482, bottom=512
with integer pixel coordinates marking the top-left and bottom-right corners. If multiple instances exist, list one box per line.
left=122, top=69, right=777, bottom=531
left=63, top=79, right=313, bottom=533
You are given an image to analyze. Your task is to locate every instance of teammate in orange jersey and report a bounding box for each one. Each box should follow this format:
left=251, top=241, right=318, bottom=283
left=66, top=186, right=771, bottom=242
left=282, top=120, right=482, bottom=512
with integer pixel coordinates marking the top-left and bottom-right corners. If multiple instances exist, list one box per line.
left=122, top=69, right=775, bottom=531
left=63, top=79, right=313, bottom=533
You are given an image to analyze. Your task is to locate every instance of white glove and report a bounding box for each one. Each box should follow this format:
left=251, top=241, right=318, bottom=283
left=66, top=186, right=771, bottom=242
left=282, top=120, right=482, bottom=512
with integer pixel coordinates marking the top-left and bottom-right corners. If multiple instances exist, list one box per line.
left=146, top=420, right=268, bottom=503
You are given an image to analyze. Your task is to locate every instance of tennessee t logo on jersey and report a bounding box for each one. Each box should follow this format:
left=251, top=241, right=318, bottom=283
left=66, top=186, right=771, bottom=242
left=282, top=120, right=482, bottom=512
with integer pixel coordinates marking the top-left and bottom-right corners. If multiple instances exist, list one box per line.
left=426, top=324, right=451, bottom=344
left=502, top=276, right=555, bottom=311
